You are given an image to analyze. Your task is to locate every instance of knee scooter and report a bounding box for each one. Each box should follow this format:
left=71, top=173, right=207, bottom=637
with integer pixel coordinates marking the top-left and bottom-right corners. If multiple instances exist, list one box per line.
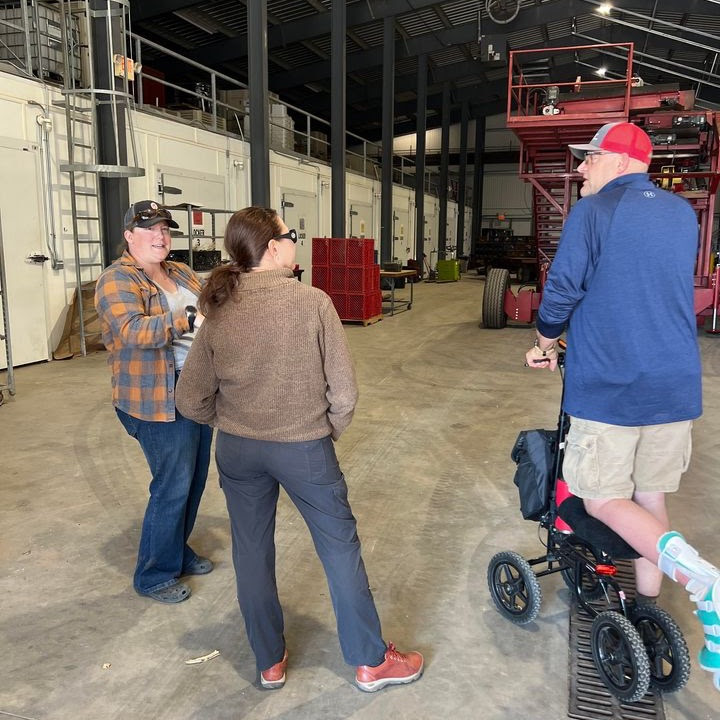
left=487, top=349, right=691, bottom=702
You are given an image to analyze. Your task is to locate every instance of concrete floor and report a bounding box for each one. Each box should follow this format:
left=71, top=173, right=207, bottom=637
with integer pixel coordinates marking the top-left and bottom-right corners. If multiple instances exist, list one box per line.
left=1, top=275, right=719, bottom=720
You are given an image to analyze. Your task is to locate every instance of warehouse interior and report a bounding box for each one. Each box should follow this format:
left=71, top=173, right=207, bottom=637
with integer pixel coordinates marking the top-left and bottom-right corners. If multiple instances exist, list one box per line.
left=1, top=1, right=720, bottom=719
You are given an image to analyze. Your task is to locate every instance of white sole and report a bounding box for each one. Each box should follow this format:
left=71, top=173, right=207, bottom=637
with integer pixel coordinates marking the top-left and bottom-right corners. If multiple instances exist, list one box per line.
left=355, top=667, right=423, bottom=693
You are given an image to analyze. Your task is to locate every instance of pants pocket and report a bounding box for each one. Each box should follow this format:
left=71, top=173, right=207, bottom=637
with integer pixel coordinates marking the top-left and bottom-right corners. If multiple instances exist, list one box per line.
left=116, top=408, right=139, bottom=439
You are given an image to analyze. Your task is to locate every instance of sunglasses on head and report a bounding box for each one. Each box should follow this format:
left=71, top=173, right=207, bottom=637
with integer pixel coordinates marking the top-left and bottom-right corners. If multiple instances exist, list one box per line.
left=275, top=228, right=298, bottom=243
left=132, top=207, right=172, bottom=224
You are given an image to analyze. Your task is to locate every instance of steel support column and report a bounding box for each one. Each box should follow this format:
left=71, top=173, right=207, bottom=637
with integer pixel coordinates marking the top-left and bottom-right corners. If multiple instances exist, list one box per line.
left=414, top=54, right=427, bottom=270
left=438, top=83, right=450, bottom=261
left=456, top=101, right=469, bottom=257
left=380, top=16, right=395, bottom=265
left=471, top=116, right=486, bottom=243
left=331, top=1, right=346, bottom=237
left=248, top=0, right=270, bottom=206
left=90, top=0, right=128, bottom=262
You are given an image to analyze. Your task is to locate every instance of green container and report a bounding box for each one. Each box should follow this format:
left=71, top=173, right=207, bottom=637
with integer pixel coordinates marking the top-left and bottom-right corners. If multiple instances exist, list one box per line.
left=436, top=259, right=460, bottom=282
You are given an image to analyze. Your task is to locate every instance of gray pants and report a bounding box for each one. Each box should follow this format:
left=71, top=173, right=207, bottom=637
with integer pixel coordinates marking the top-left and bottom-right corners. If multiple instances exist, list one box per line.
left=215, top=431, right=387, bottom=671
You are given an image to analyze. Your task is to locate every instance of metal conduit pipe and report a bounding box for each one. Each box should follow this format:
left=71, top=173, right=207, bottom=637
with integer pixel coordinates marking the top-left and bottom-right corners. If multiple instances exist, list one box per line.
left=28, top=100, right=63, bottom=270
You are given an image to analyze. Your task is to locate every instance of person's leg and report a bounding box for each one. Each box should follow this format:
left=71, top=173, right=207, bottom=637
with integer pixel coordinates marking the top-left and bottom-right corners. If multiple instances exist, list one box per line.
left=631, top=491, right=669, bottom=596
left=116, top=408, right=201, bottom=595
left=582, top=496, right=666, bottom=565
left=566, top=417, right=720, bottom=689
left=180, top=414, right=213, bottom=570
left=215, top=431, right=286, bottom=672
left=266, top=436, right=387, bottom=667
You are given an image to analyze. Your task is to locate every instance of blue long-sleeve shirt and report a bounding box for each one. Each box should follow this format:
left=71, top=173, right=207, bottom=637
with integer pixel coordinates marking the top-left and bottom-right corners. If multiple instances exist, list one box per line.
left=536, top=173, right=702, bottom=426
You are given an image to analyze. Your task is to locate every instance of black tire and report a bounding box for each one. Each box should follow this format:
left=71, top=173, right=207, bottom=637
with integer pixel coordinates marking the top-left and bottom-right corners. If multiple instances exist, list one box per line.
left=591, top=610, right=651, bottom=702
left=560, top=538, right=606, bottom=602
left=630, top=604, right=691, bottom=693
left=482, top=267, right=510, bottom=329
left=487, top=550, right=542, bottom=625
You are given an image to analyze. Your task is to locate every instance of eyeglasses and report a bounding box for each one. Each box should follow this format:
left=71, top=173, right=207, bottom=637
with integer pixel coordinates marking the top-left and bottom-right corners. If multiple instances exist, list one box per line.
left=274, top=228, right=298, bottom=243
left=583, top=151, right=615, bottom=164
left=131, top=207, right=172, bottom=225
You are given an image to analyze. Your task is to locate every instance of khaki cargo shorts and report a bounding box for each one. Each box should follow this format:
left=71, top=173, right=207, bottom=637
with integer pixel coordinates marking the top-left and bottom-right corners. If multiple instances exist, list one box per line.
left=563, top=416, right=693, bottom=499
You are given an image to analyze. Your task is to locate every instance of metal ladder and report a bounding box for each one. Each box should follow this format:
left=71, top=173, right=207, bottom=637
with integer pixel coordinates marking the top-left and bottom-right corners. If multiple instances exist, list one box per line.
left=56, top=0, right=144, bottom=356
left=0, top=210, right=16, bottom=406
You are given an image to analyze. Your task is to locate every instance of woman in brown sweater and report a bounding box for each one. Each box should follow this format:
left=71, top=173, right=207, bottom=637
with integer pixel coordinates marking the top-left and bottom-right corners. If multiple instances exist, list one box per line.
left=176, top=207, right=423, bottom=693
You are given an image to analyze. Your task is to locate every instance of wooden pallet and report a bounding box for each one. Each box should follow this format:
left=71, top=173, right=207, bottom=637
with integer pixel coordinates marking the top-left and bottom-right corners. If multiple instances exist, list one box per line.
left=340, top=314, right=383, bottom=327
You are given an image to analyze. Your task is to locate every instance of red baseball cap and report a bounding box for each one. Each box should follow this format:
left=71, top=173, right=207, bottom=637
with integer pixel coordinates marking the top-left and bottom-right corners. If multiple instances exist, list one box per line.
left=569, top=122, right=653, bottom=164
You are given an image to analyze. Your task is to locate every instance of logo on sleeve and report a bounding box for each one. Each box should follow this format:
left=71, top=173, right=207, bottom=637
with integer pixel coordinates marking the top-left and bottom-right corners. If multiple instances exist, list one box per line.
left=643, top=191, right=656, bottom=198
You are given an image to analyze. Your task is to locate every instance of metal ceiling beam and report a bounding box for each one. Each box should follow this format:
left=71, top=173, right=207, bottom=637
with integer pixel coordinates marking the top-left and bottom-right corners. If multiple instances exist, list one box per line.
left=171, top=0, right=615, bottom=77
left=131, top=0, right=202, bottom=23
left=178, top=0, right=442, bottom=66
left=296, top=22, right=710, bottom=122
left=265, top=0, right=682, bottom=93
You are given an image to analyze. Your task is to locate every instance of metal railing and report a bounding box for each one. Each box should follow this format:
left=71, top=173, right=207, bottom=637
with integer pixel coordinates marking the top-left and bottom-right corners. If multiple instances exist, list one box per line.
left=0, top=0, right=452, bottom=198
left=128, top=30, right=442, bottom=194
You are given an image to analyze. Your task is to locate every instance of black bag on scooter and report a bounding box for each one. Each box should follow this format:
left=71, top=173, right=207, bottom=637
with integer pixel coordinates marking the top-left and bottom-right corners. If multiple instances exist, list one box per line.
left=510, top=429, right=555, bottom=521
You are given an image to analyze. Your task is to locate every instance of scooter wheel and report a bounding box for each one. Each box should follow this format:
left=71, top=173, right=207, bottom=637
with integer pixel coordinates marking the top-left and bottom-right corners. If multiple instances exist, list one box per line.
left=487, top=550, right=542, bottom=625
left=630, top=603, right=691, bottom=693
left=591, top=610, right=651, bottom=702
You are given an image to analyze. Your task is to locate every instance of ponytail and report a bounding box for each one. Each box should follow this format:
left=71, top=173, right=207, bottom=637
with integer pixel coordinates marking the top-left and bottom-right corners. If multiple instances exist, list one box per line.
left=198, top=263, right=244, bottom=316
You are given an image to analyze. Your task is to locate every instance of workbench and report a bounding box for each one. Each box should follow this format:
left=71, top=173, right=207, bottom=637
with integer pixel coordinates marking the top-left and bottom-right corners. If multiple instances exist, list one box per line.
left=380, top=269, right=417, bottom=315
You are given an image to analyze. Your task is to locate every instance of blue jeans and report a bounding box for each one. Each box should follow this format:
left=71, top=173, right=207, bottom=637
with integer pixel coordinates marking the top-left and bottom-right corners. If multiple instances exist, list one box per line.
left=116, top=407, right=213, bottom=594
left=215, top=432, right=387, bottom=671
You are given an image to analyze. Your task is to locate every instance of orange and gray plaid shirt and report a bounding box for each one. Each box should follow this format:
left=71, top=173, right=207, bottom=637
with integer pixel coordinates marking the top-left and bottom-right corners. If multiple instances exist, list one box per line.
left=94, top=250, right=203, bottom=422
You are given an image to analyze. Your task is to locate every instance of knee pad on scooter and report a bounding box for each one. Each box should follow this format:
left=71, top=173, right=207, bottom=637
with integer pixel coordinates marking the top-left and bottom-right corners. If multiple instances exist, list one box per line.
left=657, top=531, right=720, bottom=595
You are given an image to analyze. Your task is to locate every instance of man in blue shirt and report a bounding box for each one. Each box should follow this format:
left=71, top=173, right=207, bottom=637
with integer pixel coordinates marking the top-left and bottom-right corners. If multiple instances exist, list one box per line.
left=526, top=121, right=719, bottom=691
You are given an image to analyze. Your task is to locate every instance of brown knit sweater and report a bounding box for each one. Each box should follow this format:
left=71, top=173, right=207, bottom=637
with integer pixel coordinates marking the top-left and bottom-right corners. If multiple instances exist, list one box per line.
left=175, top=268, right=358, bottom=441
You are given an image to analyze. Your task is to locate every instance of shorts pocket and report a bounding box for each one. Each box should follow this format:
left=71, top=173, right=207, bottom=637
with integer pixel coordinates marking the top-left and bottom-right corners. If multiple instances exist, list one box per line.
left=563, top=430, right=600, bottom=495
left=681, top=426, right=692, bottom=474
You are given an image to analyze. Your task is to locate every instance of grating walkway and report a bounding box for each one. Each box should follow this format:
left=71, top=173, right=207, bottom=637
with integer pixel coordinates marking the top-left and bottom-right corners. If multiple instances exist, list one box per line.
left=568, top=561, right=666, bottom=720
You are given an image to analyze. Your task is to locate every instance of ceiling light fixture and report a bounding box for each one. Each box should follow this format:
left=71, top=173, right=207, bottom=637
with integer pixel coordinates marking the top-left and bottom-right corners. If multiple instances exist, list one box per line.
left=597, top=3, right=612, bottom=14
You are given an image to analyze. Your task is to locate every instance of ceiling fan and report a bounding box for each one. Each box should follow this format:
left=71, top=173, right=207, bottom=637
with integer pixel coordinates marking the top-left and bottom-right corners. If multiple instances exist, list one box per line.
left=486, top=0, right=521, bottom=25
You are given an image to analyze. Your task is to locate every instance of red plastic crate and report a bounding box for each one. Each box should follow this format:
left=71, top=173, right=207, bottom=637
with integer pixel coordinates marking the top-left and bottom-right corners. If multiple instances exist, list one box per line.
left=312, top=237, right=330, bottom=265
left=312, top=266, right=329, bottom=291
left=329, top=266, right=347, bottom=293
left=329, top=292, right=346, bottom=318
left=330, top=238, right=347, bottom=265
left=347, top=265, right=377, bottom=293
left=347, top=238, right=374, bottom=266
left=345, top=292, right=375, bottom=320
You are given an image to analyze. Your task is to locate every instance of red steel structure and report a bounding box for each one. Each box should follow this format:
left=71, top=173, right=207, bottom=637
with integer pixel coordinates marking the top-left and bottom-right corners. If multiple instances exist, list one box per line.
left=482, top=43, right=720, bottom=330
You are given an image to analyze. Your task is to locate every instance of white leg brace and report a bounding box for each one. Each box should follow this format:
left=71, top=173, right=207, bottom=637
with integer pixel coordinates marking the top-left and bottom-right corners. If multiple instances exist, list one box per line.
left=659, top=534, right=720, bottom=692
left=657, top=531, right=720, bottom=596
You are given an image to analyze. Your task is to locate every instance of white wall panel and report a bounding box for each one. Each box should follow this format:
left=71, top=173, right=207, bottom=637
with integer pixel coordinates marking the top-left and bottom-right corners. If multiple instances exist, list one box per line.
left=0, top=69, right=476, bottom=359
left=482, top=169, right=533, bottom=235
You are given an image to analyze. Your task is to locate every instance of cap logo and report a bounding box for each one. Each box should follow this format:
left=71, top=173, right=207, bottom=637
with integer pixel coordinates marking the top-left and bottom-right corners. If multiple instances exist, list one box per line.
left=150, top=202, right=158, bottom=210
left=643, top=191, right=656, bottom=198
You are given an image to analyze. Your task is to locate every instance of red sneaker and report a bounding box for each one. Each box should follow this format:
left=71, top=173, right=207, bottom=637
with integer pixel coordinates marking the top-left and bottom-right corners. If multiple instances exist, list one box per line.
left=355, top=643, right=424, bottom=692
left=260, top=649, right=288, bottom=689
